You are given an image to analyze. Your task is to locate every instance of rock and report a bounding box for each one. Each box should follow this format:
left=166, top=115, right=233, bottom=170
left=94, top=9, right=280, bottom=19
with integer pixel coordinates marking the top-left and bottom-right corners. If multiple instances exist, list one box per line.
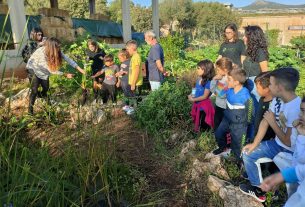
left=5, top=88, right=30, bottom=102
left=0, top=93, right=5, bottom=106
left=190, top=155, right=230, bottom=181
left=70, top=103, right=106, bottom=127
left=207, top=175, right=264, bottom=207
left=179, top=139, right=197, bottom=160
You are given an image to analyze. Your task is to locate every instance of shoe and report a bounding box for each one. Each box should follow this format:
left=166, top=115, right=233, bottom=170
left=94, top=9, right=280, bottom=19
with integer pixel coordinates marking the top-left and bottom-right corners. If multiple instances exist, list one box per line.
left=239, top=183, right=266, bottom=202
left=122, top=105, right=130, bottom=112
left=126, top=107, right=135, bottom=115
left=219, top=148, right=231, bottom=158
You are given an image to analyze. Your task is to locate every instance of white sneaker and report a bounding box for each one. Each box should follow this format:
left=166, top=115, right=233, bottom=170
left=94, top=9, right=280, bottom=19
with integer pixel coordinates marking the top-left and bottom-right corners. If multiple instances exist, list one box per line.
left=126, top=107, right=135, bottom=115
left=122, top=105, right=130, bottom=112
left=219, top=148, right=231, bottom=158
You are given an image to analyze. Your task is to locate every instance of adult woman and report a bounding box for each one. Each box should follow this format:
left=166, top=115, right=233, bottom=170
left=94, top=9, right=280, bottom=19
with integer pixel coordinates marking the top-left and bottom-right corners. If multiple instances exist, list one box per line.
left=86, top=39, right=106, bottom=102
left=218, top=23, right=246, bottom=67
left=22, top=27, right=45, bottom=82
left=243, top=25, right=269, bottom=102
left=26, top=37, right=85, bottom=114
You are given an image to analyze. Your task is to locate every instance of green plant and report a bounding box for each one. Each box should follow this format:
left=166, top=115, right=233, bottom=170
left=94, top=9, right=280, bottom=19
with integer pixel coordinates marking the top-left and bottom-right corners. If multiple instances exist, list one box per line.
left=160, top=34, right=185, bottom=62
left=135, top=80, right=192, bottom=135
left=268, top=47, right=300, bottom=70
left=266, top=29, right=280, bottom=47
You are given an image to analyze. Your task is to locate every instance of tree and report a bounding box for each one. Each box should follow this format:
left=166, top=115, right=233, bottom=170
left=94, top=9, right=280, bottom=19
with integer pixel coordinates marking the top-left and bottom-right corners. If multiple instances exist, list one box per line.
left=194, top=2, right=241, bottom=41
left=159, top=0, right=196, bottom=33
left=131, top=5, right=152, bottom=32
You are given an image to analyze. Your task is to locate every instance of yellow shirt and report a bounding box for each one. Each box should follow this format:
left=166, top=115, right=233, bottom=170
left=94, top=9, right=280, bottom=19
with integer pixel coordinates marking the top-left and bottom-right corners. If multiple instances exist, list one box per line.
left=129, top=53, right=143, bottom=86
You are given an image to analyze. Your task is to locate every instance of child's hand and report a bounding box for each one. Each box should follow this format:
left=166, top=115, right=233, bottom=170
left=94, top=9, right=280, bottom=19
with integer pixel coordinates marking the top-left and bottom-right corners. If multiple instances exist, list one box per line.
left=116, top=82, right=120, bottom=88
left=188, top=95, right=194, bottom=102
left=293, top=119, right=305, bottom=135
left=263, top=110, right=275, bottom=125
left=242, top=143, right=256, bottom=155
left=213, top=74, right=223, bottom=80
left=259, top=172, right=284, bottom=192
left=131, top=84, right=135, bottom=91
left=66, top=73, right=74, bottom=79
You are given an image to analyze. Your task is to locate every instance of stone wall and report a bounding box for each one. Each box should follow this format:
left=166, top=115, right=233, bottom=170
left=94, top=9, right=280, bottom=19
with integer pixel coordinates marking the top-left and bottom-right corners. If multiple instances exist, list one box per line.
left=240, top=14, right=305, bottom=45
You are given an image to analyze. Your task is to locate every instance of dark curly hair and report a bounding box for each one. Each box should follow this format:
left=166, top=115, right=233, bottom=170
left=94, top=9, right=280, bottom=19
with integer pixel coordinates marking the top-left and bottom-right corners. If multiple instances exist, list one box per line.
left=197, top=59, right=215, bottom=86
left=244, top=25, right=269, bottom=62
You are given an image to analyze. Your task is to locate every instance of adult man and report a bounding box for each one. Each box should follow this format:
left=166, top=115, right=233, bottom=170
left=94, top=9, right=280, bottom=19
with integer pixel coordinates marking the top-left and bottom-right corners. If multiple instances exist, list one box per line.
left=144, top=30, right=165, bottom=91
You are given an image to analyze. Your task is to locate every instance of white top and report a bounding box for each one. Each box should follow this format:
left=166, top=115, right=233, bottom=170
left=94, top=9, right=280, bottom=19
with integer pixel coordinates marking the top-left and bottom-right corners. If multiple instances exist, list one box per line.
left=270, top=96, right=301, bottom=151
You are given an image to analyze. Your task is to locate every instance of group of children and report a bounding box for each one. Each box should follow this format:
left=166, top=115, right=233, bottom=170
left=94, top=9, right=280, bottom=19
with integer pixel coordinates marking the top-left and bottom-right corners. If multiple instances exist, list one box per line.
left=189, top=57, right=305, bottom=205
left=87, top=39, right=143, bottom=114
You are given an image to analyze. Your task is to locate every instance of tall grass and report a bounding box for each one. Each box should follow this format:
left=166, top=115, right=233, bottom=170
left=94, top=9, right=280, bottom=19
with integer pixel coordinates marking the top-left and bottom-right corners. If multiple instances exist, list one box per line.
left=0, top=11, right=150, bottom=207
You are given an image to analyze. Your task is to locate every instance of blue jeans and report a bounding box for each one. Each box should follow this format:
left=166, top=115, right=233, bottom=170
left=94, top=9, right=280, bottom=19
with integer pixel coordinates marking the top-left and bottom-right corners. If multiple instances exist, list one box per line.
left=149, top=81, right=161, bottom=91
left=242, top=139, right=292, bottom=186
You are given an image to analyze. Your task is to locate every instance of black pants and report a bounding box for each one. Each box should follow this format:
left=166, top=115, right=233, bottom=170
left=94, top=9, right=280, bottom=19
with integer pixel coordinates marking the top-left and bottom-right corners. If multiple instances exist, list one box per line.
left=199, top=110, right=211, bottom=131
left=28, top=73, right=49, bottom=114
left=214, top=105, right=225, bottom=130
left=101, top=83, right=116, bottom=104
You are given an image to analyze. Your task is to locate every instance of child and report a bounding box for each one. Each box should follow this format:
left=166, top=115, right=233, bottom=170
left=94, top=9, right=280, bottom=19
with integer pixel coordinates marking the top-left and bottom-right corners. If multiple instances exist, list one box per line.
left=188, top=59, right=215, bottom=132
left=86, top=39, right=106, bottom=102
left=210, top=57, right=233, bottom=130
left=254, top=72, right=275, bottom=141
left=125, top=40, right=143, bottom=115
left=26, top=37, right=84, bottom=114
left=240, top=67, right=301, bottom=202
left=213, top=67, right=253, bottom=163
left=91, top=54, right=119, bottom=104
left=260, top=97, right=305, bottom=207
left=116, top=49, right=132, bottom=111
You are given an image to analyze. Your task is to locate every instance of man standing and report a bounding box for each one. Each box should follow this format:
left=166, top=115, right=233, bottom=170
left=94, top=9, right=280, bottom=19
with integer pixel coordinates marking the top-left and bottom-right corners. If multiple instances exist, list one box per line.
left=144, top=30, right=165, bottom=91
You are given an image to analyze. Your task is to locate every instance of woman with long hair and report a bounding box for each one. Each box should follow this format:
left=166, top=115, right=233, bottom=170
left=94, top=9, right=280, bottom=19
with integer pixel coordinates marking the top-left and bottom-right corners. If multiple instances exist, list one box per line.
left=218, top=23, right=246, bottom=67
left=26, top=37, right=85, bottom=114
left=86, top=39, right=106, bottom=102
left=243, top=25, right=269, bottom=103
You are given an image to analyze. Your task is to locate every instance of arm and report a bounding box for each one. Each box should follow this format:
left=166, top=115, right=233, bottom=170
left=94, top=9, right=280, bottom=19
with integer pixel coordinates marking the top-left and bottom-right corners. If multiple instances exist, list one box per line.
left=241, top=55, right=246, bottom=65
left=131, top=64, right=140, bottom=91
left=264, top=110, right=291, bottom=146
left=156, top=59, right=165, bottom=73
left=243, top=119, right=269, bottom=154
left=92, top=70, right=104, bottom=78
left=188, top=89, right=210, bottom=102
left=259, top=61, right=268, bottom=72
left=62, top=52, right=85, bottom=74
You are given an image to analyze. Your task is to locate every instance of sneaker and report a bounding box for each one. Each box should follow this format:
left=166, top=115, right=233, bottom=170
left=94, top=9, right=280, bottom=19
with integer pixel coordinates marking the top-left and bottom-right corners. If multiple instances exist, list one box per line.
left=219, top=148, right=231, bottom=158
left=239, top=183, right=266, bottom=202
left=122, top=105, right=130, bottom=112
left=126, top=107, right=135, bottom=115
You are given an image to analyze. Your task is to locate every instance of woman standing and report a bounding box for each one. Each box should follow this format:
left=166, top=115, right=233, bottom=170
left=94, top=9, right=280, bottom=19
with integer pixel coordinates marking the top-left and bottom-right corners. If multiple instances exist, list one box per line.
left=86, top=39, right=106, bottom=102
left=218, top=23, right=246, bottom=67
left=243, top=25, right=269, bottom=102
left=26, top=37, right=85, bottom=114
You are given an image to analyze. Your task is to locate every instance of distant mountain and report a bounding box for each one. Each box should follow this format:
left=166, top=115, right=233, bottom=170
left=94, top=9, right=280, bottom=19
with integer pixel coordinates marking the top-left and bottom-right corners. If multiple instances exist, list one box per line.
left=241, top=0, right=305, bottom=10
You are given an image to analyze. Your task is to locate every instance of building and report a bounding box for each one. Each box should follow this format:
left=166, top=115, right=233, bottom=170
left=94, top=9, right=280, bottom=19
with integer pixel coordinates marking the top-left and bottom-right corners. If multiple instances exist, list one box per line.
left=240, top=14, right=305, bottom=45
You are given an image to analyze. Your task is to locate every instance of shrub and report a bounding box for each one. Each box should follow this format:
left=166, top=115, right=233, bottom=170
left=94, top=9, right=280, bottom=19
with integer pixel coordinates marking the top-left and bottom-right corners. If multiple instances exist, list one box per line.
left=135, top=80, right=192, bottom=135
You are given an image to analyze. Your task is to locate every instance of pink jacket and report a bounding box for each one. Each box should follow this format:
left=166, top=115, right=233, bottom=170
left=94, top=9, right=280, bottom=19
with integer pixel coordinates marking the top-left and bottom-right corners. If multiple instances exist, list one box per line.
left=191, top=99, right=215, bottom=132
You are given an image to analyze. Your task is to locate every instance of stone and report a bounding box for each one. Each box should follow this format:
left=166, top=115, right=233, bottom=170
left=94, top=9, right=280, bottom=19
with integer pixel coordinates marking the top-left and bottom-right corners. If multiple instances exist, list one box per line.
left=207, top=175, right=264, bottom=207
left=0, top=93, right=5, bottom=106
left=70, top=103, right=106, bottom=127
left=179, top=139, right=197, bottom=160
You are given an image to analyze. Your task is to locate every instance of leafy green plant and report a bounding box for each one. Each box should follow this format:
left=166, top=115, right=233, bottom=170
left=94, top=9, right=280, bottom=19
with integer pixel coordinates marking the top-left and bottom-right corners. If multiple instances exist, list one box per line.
left=266, top=29, right=280, bottom=48
left=268, top=47, right=300, bottom=70
left=135, top=80, right=192, bottom=135
left=160, top=34, right=185, bottom=62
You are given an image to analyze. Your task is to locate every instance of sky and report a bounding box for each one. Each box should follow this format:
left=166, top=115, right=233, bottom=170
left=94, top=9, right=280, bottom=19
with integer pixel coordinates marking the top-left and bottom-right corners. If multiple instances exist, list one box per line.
left=130, top=0, right=305, bottom=8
